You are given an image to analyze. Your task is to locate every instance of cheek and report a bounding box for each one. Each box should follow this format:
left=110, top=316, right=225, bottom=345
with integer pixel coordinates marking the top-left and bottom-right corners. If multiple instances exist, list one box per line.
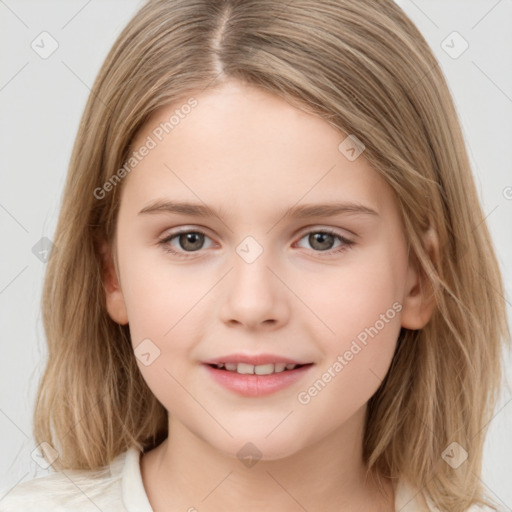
left=295, top=267, right=402, bottom=420
left=296, top=249, right=403, bottom=383
left=117, top=243, right=215, bottom=372
left=300, top=250, right=402, bottom=335
left=119, top=253, right=201, bottom=409
left=119, top=245, right=205, bottom=340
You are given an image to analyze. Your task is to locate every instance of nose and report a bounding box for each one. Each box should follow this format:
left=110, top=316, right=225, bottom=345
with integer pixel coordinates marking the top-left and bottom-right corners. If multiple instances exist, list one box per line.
left=218, top=248, right=290, bottom=330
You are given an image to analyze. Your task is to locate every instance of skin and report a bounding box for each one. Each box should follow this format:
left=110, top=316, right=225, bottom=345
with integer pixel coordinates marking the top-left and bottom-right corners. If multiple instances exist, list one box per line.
left=102, top=79, right=436, bottom=512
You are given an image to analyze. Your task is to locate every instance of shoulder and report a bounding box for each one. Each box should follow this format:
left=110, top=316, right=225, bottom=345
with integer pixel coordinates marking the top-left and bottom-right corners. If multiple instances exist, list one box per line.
left=0, top=449, right=129, bottom=512
left=462, top=503, right=507, bottom=512
left=395, top=478, right=505, bottom=512
left=427, top=495, right=507, bottom=512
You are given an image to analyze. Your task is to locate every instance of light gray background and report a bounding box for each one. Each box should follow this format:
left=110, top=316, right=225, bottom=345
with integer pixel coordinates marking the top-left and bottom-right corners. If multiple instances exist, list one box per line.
left=1, top=0, right=511, bottom=507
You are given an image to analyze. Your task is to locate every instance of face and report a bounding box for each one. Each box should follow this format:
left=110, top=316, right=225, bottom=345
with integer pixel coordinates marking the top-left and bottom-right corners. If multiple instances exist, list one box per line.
left=103, top=79, right=432, bottom=461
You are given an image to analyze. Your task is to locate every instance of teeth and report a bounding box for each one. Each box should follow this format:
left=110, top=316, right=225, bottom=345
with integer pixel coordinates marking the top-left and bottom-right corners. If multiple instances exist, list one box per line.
left=237, top=363, right=256, bottom=374
left=216, top=362, right=299, bottom=374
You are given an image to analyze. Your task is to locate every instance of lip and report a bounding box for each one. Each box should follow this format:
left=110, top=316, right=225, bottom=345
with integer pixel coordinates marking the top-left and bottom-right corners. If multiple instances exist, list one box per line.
left=202, top=353, right=312, bottom=366
left=203, top=362, right=314, bottom=397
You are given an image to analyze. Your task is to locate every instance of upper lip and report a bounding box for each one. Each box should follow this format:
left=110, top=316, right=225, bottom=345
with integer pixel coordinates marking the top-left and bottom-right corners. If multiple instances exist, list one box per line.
left=203, top=353, right=313, bottom=366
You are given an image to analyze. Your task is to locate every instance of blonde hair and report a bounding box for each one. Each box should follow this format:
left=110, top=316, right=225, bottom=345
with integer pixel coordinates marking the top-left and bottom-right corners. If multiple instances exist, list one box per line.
left=34, top=1, right=510, bottom=510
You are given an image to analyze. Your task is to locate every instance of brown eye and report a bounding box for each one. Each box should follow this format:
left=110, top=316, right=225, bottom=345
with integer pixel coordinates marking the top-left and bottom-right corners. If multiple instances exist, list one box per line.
left=296, top=229, right=355, bottom=256
left=159, top=229, right=213, bottom=257
left=308, top=232, right=336, bottom=251
left=177, top=232, right=205, bottom=252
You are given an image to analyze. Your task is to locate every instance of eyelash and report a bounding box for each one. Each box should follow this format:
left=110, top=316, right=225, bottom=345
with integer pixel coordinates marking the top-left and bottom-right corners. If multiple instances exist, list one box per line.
left=158, top=228, right=355, bottom=259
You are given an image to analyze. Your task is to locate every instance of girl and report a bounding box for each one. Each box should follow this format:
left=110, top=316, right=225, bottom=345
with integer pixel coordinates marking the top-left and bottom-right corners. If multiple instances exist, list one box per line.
left=1, top=0, right=509, bottom=511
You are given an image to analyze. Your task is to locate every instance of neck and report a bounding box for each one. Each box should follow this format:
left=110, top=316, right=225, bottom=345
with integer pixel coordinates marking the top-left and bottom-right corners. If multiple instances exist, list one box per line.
left=140, top=406, right=395, bottom=512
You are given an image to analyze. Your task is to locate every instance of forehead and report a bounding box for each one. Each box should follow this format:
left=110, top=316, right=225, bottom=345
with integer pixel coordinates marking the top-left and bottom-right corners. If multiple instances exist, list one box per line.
left=122, top=80, right=396, bottom=220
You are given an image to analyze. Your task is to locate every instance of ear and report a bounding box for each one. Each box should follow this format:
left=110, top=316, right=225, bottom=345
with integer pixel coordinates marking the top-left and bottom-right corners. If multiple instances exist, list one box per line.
left=400, top=227, right=438, bottom=330
left=99, top=239, right=129, bottom=325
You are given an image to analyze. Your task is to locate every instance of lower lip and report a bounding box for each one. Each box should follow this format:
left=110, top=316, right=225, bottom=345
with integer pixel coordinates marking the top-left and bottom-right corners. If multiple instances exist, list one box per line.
left=203, top=364, right=314, bottom=397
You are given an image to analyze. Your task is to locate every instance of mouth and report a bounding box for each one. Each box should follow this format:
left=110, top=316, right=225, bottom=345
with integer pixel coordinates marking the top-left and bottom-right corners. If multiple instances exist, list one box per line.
left=202, top=361, right=315, bottom=397
left=205, top=362, right=313, bottom=375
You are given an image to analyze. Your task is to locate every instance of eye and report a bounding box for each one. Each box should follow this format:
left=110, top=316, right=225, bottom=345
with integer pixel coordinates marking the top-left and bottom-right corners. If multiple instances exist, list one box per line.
left=158, top=229, right=214, bottom=258
left=295, top=229, right=355, bottom=256
left=158, top=227, right=355, bottom=259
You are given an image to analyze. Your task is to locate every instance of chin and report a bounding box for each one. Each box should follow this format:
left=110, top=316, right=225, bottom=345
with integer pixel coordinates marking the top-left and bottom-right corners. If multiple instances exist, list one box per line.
left=215, top=434, right=305, bottom=464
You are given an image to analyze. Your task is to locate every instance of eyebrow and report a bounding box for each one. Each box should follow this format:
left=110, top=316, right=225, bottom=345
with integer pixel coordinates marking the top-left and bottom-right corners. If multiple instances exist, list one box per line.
left=138, top=199, right=379, bottom=219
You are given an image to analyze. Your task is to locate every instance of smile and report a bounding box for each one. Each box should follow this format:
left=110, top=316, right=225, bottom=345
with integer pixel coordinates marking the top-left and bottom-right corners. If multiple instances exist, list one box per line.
left=203, top=363, right=314, bottom=397
left=209, top=362, right=307, bottom=375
